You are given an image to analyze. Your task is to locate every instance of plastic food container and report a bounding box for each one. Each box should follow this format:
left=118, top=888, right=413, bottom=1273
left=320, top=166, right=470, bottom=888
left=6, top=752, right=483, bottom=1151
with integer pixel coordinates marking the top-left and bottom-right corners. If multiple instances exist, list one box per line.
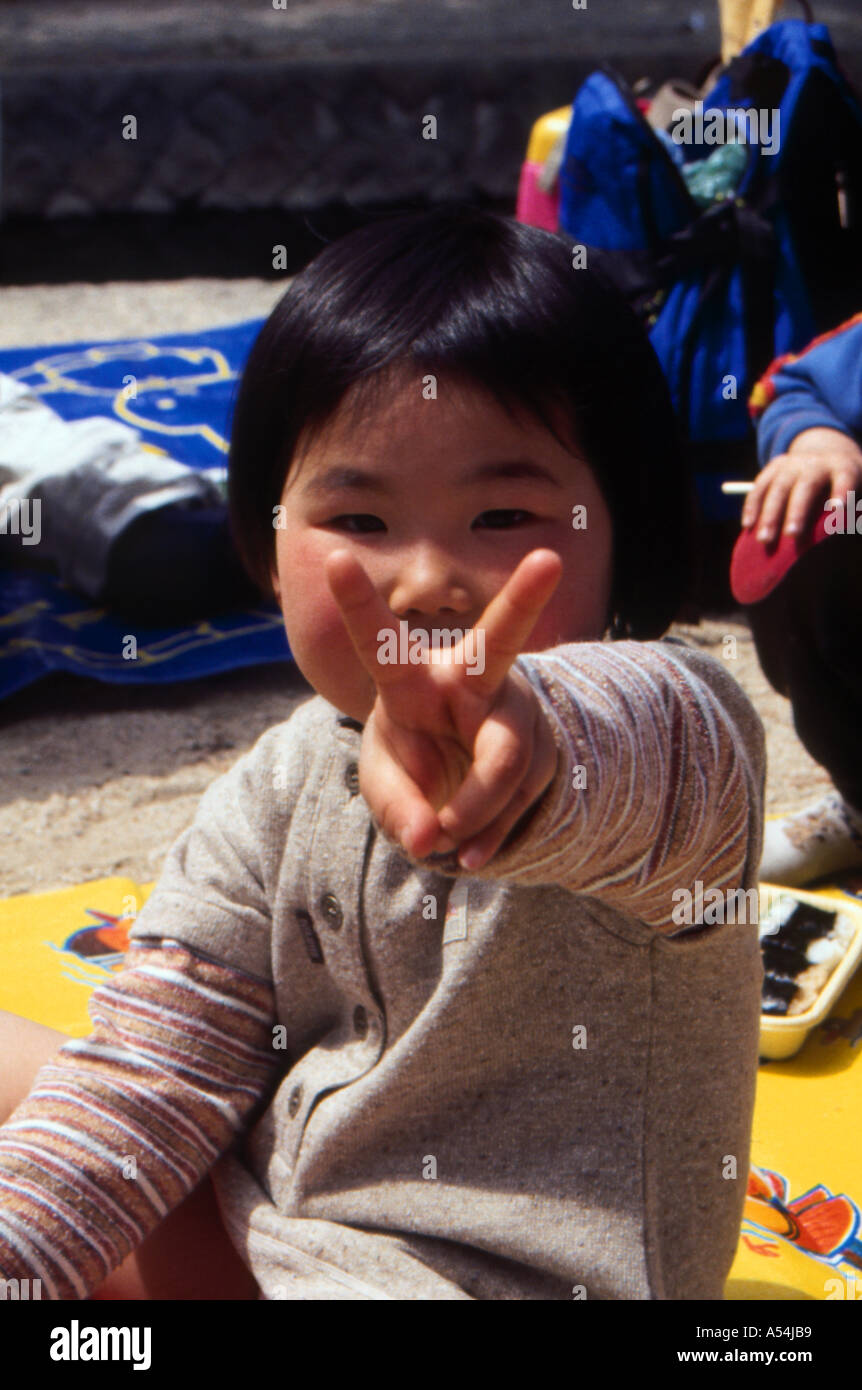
left=758, top=884, right=862, bottom=1060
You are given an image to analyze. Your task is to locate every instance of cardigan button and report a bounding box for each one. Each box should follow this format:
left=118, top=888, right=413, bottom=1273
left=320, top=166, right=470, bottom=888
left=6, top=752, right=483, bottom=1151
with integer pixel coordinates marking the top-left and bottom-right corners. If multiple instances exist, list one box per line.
left=345, top=763, right=360, bottom=795
left=353, top=1005, right=368, bottom=1038
left=288, top=1084, right=303, bottom=1118
left=320, top=893, right=343, bottom=930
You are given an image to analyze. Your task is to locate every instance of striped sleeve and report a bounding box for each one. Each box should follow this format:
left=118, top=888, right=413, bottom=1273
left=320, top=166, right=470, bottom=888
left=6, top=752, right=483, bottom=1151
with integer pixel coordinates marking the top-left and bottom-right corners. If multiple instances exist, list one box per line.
left=453, top=639, right=765, bottom=931
left=0, top=938, right=279, bottom=1299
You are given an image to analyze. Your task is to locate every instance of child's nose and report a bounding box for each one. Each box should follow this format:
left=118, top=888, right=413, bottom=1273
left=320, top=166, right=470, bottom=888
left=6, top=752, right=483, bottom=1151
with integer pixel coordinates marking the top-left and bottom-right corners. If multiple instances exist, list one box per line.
left=386, top=544, right=473, bottom=620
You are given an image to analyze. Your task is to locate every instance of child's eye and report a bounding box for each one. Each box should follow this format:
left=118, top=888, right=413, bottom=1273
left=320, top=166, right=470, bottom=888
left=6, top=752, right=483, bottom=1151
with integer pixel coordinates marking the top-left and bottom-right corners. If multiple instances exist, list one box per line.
left=326, top=515, right=386, bottom=533
left=473, top=509, right=533, bottom=529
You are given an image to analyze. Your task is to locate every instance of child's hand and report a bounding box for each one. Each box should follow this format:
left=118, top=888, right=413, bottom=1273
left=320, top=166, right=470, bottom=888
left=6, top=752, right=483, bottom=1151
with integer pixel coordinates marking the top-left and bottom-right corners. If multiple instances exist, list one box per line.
left=741, top=427, right=862, bottom=543
left=325, top=548, right=563, bottom=870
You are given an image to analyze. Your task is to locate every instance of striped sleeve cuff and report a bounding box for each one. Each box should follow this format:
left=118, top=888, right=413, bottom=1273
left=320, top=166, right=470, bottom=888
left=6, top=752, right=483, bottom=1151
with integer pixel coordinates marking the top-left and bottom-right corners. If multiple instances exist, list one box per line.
left=460, top=642, right=759, bottom=930
left=0, top=939, right=278, bottom=1299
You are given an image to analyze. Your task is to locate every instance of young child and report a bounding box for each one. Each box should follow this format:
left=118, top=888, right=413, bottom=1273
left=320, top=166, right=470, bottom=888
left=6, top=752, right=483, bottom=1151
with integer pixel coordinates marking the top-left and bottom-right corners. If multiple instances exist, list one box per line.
left=0, top=208, right=766, bottom=1301
left=741, top=314, right=862, bottom=885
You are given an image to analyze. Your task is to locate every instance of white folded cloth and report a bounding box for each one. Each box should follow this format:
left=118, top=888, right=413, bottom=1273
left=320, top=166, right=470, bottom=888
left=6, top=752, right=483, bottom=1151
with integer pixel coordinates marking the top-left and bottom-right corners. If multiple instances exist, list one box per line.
left=0, top=373, right=223, bottom=598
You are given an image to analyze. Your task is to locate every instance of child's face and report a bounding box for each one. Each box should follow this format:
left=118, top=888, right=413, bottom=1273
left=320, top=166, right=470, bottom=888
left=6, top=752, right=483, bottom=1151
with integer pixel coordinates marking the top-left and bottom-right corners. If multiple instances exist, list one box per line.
left=270, top=372, right=613, bottom=722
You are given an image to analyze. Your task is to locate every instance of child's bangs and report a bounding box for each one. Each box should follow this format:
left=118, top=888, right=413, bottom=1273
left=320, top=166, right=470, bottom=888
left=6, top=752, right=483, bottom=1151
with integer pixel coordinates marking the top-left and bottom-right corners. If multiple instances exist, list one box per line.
left=228, top=206, right=694, bottom=633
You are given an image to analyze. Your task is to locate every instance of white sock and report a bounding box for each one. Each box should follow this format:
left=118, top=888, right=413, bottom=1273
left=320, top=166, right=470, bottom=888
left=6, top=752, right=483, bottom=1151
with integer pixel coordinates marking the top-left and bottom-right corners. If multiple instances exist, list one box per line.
left=759, top=791, right=862, bottom=887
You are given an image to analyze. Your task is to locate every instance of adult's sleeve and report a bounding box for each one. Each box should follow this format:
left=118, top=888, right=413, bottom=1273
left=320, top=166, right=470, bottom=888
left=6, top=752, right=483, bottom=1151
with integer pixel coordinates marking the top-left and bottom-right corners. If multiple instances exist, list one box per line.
left=427, top=639, right=766, bottom=932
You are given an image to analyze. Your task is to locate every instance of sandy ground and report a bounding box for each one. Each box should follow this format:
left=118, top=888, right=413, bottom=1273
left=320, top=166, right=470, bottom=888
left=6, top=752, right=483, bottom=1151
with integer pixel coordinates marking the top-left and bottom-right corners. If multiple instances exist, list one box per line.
left=0, top=280, right=832, bottom=900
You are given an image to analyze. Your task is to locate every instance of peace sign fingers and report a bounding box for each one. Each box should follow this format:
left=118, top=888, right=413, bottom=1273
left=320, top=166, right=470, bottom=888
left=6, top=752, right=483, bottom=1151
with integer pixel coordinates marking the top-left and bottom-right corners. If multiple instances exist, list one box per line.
left=327, top=546, right=563, bottom=710
left=325, top=545, right=564, bottom=863
left=464, top=549, right=564, bottom=699
left=325, top=549, right=411, bottom=691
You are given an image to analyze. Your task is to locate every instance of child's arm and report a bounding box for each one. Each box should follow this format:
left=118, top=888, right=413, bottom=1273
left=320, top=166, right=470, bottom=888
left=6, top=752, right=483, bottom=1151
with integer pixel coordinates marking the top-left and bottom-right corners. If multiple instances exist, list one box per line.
left=750, top=314, right=862, bottom=466
left=327, top=550, right=764, bottom=932
left=742, top=316, right=862, bottom=540
left=0, top=941, right=279, bottom=1298
left=460, top=638, right=765, bottom=929
left=0, top=727, right=291, bottom=1298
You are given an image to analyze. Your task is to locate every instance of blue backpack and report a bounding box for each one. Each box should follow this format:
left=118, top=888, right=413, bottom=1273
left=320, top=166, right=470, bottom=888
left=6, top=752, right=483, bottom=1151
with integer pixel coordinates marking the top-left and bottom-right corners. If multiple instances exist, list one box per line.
left=558, top=18, right=862, bottom=519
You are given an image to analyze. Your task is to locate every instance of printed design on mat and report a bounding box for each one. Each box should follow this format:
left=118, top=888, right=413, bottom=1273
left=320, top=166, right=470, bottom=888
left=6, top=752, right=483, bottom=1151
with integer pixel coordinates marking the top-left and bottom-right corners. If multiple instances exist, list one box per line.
left=742, top=1164, right=862, bottom=1274
left=47, top=908, right=133, bottom=989
left=10, top=343, right=235, bottom=459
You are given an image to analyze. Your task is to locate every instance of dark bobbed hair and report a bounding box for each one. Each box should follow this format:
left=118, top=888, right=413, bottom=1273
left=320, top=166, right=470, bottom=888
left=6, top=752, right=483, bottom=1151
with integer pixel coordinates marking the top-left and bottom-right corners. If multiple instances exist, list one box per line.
left=228, top=205, right=694, bottom=638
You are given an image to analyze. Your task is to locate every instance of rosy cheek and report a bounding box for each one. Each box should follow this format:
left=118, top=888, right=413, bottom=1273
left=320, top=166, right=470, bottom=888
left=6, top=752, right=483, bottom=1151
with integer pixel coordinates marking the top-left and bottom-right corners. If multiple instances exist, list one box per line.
left=278, top=535, right=356, bottom=652
left=290, top=583, right=346, bottom=656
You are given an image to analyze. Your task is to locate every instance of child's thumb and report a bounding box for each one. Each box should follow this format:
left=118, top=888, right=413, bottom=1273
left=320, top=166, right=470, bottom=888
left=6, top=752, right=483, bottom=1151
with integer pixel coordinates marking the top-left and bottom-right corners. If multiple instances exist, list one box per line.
left=361, top=737, right=441, bottom=860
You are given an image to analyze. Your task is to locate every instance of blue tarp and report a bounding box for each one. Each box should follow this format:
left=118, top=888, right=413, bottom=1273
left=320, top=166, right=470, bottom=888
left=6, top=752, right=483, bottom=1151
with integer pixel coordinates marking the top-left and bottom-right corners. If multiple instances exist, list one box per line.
left=0, top=320, right=293, bottom=700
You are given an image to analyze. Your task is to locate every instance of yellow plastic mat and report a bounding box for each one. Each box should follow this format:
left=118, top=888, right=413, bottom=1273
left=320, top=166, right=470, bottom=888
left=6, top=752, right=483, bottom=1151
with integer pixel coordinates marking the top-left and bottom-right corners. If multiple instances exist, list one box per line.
left=0, top=878, right=153, bottom=1037
left=2, top=874, right=860, bottom=1300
